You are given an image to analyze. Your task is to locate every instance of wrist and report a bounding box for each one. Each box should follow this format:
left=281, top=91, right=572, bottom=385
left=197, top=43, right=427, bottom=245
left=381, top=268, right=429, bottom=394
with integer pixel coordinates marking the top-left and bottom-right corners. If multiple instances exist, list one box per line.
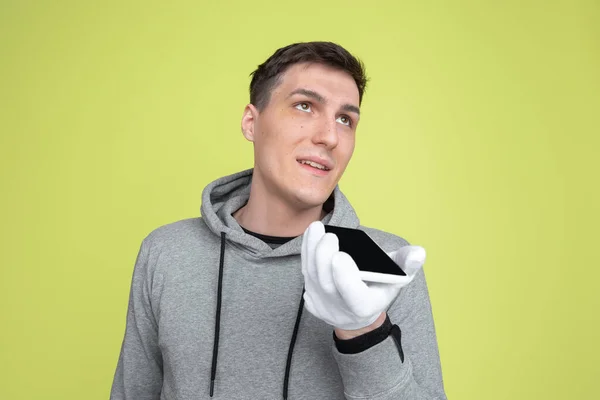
left=334, top=312, right=387, bottom=340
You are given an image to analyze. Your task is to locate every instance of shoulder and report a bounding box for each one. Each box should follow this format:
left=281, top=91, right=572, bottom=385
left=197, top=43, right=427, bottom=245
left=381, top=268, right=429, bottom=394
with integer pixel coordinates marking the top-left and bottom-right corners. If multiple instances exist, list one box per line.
left=132, top=217, right=219, bottom=282
left=142, top=217, right=215, bottom=250
left=358, top=225, right=411, bottom=252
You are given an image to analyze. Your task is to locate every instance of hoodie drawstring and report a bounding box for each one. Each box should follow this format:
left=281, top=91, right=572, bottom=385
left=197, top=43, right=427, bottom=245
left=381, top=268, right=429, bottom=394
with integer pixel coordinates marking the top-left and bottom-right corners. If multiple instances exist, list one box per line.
left=283, top=286, right=305, bottom=400
left=210, top=232, right=227, bottom=397
left=210, top=232, right=306, bottom=399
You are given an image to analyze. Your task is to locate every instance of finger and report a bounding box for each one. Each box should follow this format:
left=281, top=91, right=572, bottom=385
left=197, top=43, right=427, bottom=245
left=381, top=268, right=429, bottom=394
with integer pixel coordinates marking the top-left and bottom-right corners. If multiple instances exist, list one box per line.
left=367, top=282, right=404, bottom=306
left=332, top=253, right=403, bottom=318
left=305, top=222, right=326, bottom=279
left=314, top=232, right=339, bottom=294
left=303, top=290, right=313, bottom=309
left=331, top=252, right=385, bottom=318
left=302, top=221, right=325, bottom=278
left=301, top=225, right=310, bottom=277
left=362, top=273, right=414, bottom=287
left=303, top=291, right=319, bottom=318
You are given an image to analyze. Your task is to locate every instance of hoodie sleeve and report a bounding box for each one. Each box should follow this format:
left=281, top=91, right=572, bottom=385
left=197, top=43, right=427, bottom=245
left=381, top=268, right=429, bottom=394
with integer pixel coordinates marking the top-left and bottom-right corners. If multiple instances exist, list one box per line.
left=331, top=268, right=447, bottom=399
left=110, top=238, right=163, bottom=400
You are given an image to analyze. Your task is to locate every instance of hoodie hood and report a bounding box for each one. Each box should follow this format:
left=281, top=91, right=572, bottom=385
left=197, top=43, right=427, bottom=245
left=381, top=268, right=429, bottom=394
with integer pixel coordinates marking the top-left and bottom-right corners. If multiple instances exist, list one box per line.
left=200, top=168, right=361, bottom=258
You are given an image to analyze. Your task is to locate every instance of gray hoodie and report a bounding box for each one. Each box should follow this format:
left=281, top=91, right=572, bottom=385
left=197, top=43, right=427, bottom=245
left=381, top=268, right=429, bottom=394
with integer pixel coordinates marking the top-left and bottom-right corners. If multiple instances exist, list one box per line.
left=110, top=169, right=446, bottom=399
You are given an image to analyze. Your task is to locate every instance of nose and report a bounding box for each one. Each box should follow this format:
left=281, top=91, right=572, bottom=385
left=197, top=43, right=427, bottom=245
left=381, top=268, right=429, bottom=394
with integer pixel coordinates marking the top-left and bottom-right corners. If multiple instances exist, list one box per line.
left=312, top=116, right=339, bottom=149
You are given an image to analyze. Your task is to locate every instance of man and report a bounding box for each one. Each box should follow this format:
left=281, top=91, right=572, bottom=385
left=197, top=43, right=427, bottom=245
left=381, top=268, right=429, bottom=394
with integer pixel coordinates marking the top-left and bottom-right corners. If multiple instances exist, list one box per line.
left=110, top=41, right=446, bottom=399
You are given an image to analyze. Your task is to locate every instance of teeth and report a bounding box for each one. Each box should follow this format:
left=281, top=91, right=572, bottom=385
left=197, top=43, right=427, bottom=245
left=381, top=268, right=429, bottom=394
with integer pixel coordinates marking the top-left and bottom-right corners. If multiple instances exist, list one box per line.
left=299, top=160, right=328, bottom=170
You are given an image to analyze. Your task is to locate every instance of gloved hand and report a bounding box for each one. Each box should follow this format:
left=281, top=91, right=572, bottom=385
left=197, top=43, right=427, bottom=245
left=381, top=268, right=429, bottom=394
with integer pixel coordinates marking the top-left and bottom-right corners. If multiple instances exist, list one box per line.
left=301, top=221, right=426, bottom=331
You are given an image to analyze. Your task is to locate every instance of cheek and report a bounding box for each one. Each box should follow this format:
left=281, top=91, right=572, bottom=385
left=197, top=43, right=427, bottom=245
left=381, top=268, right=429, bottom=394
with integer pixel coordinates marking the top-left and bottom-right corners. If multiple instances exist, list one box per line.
left=255, top=113, right=309, bottom=163
left=338, top=135, right=356, bottom=162
left=256, top=129, right=295, bottom=165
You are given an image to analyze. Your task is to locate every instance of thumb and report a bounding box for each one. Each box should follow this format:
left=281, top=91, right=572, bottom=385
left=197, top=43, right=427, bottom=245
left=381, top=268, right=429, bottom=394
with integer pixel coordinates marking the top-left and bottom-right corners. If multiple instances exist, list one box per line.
left=388, top=245, right=426, bottom=276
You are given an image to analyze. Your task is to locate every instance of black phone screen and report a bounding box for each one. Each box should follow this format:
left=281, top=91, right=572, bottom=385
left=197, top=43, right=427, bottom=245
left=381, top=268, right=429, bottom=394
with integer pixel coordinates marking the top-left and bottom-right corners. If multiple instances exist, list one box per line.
left=324, top=225, right=406, bottom=276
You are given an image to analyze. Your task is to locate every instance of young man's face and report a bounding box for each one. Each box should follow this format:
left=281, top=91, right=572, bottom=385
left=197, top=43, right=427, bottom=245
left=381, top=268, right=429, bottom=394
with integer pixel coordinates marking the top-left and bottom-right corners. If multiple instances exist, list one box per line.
left=242, top=62, right=360, bottom=210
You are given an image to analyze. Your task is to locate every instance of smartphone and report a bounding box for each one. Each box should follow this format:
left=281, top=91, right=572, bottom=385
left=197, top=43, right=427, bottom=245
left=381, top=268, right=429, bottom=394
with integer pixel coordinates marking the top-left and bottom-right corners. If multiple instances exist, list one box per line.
left=324, top=225, right=407, bottom=284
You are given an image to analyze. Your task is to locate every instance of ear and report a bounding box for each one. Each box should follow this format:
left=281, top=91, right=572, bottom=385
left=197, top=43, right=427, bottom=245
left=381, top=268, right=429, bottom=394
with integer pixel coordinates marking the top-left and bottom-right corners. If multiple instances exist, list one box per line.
left=241, top=104, right=259, bottom=142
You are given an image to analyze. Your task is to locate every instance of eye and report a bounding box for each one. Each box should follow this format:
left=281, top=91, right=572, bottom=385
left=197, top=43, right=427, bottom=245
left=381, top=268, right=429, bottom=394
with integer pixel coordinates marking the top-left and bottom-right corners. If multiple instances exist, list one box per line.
left=337, top=115, right=352, bottom=127
left=295, top=102, right=311, bottom=112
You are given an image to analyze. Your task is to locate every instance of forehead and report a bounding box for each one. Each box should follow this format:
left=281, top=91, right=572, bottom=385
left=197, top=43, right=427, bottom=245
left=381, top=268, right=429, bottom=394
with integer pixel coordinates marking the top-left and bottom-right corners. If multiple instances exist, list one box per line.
left=273, top=63, right=360, bottom=103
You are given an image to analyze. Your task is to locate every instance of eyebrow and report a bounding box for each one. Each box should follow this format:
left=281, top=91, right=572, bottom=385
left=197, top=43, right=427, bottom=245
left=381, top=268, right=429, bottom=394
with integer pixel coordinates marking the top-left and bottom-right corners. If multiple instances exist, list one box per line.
left=287, top=88, right=360, bottom=116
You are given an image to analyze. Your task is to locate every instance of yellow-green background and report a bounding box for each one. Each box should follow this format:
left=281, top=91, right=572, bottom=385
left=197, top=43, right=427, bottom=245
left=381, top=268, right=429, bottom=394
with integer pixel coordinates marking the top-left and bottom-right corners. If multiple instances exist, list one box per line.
left=1, top=0, right=598, bottom=398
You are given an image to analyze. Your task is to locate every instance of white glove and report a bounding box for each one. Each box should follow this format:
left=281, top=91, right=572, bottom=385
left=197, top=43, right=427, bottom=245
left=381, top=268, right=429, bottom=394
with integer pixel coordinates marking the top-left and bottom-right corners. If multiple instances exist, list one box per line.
left=301, top=221, right=426, bottom=331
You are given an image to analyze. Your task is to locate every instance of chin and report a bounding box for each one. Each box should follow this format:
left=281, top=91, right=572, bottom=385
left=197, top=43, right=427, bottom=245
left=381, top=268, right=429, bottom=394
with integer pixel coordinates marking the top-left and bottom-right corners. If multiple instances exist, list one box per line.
left=289, top=187, right=332, bottom=209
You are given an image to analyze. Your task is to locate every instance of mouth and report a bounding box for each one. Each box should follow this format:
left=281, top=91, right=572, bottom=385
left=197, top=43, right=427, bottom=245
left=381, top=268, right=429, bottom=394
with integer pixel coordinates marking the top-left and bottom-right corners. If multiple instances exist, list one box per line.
left=297, top=159, right=331, bottom=176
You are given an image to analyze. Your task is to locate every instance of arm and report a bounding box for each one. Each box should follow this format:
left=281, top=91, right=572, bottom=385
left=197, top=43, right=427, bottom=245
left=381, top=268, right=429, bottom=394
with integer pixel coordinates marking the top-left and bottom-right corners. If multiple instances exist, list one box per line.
left=332, top=268, right=447, bottom=399
left=110, top=238, right=163, bottom=400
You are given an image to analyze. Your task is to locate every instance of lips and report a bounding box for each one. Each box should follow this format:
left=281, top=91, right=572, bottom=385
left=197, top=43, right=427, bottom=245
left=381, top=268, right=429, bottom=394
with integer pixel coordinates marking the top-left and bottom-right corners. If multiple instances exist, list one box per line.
left=296, top=156, right=334, bottom=171
left=297, top=160, right=329, bottom=171
left=297, top=161, right=330, bottom=176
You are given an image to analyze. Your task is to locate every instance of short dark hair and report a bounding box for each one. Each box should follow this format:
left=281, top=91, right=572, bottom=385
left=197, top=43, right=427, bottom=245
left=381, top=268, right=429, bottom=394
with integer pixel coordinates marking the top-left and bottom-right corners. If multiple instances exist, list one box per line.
left=249, top=41, right=368, bottom=111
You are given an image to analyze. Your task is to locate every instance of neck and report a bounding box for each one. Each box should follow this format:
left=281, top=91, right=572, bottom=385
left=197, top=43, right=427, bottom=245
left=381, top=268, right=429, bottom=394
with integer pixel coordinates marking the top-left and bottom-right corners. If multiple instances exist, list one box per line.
left=232, top=177, right=327, bottom=237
